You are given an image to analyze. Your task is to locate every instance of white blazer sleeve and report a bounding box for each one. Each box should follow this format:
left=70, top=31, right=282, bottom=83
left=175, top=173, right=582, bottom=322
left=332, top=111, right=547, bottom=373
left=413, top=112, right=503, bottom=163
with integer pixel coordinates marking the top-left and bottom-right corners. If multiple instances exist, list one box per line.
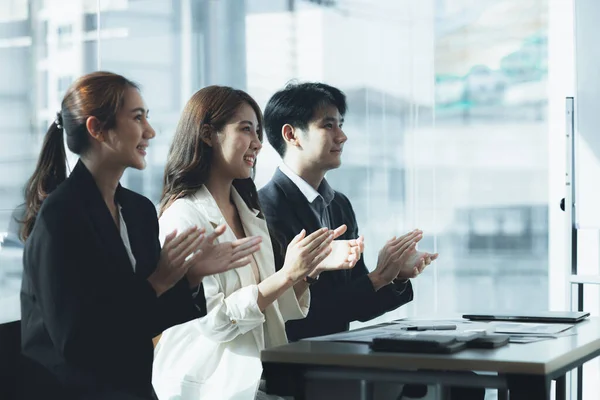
left=195, top=275, right=265, bottom=342
left=159, top=202, right=266, bottom=343
left=276, top=286, right=309, bottom=322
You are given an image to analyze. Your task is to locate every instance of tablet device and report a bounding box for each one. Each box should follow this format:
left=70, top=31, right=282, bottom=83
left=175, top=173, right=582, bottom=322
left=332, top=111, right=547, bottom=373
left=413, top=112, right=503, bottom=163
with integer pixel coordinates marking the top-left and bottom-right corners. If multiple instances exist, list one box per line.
left=370, top=334, right=466, bottom=354
left=462, top=311, right=589, bottom=324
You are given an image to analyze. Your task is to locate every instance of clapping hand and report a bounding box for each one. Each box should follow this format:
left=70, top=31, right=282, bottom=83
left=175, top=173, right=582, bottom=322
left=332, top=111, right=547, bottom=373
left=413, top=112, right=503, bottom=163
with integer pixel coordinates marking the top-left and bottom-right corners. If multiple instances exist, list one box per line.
left=314, top=224, right=363, bottom=273
left=282, top=228, right=334, bottom=283
left=186, top=224, right=262, bottom=286
left=396, top=249, right=439, bottom=279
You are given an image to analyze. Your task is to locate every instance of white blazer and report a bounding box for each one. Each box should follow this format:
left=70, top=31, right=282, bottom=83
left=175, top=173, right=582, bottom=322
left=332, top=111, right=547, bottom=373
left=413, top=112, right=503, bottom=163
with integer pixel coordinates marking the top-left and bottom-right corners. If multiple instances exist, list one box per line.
left=152, top=186, right=310, bottom=400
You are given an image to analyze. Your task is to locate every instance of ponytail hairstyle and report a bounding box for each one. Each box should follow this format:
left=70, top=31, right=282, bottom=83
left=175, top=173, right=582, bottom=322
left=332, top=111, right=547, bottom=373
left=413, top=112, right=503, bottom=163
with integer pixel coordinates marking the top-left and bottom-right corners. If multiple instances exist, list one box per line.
left=20, top=71, right=139, bottom=241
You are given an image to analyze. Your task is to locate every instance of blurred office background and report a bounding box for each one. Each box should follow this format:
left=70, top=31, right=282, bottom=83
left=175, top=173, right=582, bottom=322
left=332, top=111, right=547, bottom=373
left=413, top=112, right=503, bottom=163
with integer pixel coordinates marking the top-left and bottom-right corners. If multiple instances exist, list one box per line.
left=0, top=0, right=597, bottom=396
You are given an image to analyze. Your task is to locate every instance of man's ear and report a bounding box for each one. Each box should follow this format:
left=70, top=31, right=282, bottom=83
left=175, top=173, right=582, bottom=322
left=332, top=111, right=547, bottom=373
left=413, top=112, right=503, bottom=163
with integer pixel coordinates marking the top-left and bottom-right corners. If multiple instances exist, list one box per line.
left=85, top=116, right=105, bottom=143
left=282, top=124, right=301, bottom=148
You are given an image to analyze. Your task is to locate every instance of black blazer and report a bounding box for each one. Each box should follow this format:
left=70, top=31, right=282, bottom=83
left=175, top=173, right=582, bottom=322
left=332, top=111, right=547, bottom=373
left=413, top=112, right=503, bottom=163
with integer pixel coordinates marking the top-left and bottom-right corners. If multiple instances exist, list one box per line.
left=258, top=169, right=413, bottom=342
left=20, top=161, right=206, bottom=399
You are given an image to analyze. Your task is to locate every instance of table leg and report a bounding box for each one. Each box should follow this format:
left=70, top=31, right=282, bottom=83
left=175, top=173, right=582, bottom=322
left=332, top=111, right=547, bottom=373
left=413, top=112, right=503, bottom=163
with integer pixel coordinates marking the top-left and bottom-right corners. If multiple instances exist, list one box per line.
left=555, top=374, right=567, bottom=400
left=359, top=380, right=374, bottom=400
left=507, top=374, right=550, bottom=400
left=497, top=388, right=508, bottom=400
left=437, top=384, right=451, bottom=400
left=262, top=363, right=305, bottom=400
left=577, top=365, right=583, bottom=400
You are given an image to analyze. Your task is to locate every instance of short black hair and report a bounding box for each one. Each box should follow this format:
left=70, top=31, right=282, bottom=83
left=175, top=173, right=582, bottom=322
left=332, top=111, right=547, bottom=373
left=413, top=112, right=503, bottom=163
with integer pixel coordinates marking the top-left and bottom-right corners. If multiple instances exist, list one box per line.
left=264, top=82, right=347, bottom=157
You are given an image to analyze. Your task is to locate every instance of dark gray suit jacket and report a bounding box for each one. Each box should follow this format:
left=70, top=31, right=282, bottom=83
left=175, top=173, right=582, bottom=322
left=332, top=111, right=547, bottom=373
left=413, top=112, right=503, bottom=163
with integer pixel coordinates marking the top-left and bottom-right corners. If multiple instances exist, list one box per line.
left=258, top=168, right=413, bottom=341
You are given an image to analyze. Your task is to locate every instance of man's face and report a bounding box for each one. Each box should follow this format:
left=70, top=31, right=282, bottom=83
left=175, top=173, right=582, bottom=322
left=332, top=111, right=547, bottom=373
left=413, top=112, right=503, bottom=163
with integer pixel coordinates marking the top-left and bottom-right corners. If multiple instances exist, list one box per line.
left=296, top=104, right=347, bottom=172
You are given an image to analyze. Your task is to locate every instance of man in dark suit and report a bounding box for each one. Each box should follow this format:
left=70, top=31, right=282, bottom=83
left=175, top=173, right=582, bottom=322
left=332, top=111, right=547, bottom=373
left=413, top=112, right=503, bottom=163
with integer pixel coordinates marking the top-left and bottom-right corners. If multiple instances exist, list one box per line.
left=258, top=82, right=437, bottom=342
left=258, top=82, right=486, bottom=400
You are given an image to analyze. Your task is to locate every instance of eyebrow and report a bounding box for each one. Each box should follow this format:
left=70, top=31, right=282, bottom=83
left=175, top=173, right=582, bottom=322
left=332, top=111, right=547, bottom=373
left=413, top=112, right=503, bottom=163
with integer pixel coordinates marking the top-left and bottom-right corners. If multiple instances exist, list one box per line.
left=321, top=116, right=344, bottom=124
left=238, top=120, right=255, bottom=125
left=130, top=107, right=148, bottom=114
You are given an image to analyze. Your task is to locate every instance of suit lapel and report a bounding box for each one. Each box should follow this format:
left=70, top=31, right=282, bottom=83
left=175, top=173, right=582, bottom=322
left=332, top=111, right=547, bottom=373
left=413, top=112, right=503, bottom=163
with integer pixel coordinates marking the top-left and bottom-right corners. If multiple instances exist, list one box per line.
left=231, top=188, right=289, bottom=348
left=231, top=188, right=275, bottom=282
left=192, top=186, right=269, bottom=350
left=70, top=161, right=135, bottom=276
left=191, top=187, right=255, bottom=287
left=272, top=168, right=323, bottom=234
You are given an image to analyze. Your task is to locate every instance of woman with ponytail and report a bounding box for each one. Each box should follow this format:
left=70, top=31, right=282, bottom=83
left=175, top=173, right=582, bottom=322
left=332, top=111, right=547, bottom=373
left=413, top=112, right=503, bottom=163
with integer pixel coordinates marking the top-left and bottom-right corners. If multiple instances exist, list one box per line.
left=19, top=72, right=261, bottom=400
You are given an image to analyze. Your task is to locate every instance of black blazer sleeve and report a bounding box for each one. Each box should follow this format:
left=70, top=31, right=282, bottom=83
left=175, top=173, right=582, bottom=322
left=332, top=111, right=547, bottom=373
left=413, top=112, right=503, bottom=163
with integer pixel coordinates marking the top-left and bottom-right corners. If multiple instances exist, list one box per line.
left=25, top=207, right=159, bottom=366
left=339, top=193, right=414, bottom=322
left=142, top=200, right=207, bottom=336
left=154, top=279, right=206, bottom=336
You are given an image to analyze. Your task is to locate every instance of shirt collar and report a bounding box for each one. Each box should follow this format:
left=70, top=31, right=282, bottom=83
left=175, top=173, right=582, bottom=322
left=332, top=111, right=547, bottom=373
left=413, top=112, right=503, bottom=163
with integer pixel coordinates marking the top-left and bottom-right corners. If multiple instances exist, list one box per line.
left=278, top=163, right=335, bottom=206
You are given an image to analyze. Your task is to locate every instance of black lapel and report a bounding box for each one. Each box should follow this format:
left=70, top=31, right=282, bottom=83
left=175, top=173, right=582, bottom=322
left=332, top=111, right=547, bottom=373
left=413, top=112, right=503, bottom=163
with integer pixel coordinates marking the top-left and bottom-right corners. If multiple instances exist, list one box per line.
left=272, top=168, right=323, bottom=234
left=69, top=160, right=135, bottom=276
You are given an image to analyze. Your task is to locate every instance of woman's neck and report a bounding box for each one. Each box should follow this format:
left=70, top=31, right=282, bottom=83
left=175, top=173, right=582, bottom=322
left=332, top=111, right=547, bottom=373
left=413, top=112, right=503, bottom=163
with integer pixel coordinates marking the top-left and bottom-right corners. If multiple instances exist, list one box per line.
left=81, top=157, right=124, bottom=209
left=204, top=169, right=234, bottom=210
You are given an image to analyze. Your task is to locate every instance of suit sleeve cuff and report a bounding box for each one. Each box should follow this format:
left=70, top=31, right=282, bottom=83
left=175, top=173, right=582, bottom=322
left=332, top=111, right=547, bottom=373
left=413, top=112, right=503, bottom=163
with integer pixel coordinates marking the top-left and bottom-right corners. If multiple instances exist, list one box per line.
left=393, top=278, right=410, bottom=292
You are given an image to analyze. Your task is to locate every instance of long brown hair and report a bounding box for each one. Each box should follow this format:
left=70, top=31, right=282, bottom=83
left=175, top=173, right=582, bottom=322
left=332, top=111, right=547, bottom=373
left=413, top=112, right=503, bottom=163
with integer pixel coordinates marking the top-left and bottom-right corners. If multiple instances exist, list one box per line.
left=21, top=71, right=139, bottom=241
left=159, top=86, right=264, bottom=217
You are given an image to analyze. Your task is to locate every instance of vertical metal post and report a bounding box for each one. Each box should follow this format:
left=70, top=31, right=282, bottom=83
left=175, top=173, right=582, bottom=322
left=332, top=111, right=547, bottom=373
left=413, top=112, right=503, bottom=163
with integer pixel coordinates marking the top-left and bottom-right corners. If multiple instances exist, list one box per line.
left=565, top=97, right=576, bottom=279
left=566, top=97, right=583, bottom=400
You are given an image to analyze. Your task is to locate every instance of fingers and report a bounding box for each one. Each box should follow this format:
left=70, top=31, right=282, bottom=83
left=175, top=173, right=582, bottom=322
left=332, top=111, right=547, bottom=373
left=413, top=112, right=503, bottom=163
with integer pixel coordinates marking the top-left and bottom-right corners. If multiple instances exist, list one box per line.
left=205, top=224, right=227, bottom=245
left=332, top=224, right=347, bottom=239
left=232, top=236, right=262, bottom=252
left=347, top=236, right=364, bottom=251
left=228, top=256, right=252, bottom=270
left=388, top=229, right=418, bottom=245
left=389, top=234, right=419, bottom=261
left=165, top=226, right=198, bottom=250
left=231, top=243, right=261, bottom=263
left=290, top=229, right=306, bottom=246
left=418, top=258, right=427, bottom=273
left=311, top=246, right=332, bottom=267
left=172, top=233, right=205, bottom=267
left=182, top=249, right=206, bottom=274
left=387, top=231, right=421, bottom=255
left=163, top=229, right=178, bottom=247
left=300, top=228, right=330, bottom=252
left=310, top=233, right=334, bottom=257
left=345, top=258, right=359, bottom=269
left=349, top=246, right=361, bottom=261
left=397, top=265, right=420, bottom=280
left=300, top=228, right=329, bottom=245
left=411, top=266, right=420, bottom=278
left=329, top=256, right=358, bottom=271
left=169, top=227, right=204, bottom=255
left=393, top=242, right=417, bottom=263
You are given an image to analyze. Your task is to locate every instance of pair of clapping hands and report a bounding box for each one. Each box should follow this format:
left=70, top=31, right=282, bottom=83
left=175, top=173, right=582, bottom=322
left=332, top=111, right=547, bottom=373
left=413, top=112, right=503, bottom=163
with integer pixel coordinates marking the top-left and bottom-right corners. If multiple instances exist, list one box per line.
left=297, top=227, right=439, bottom=289
left=147, top=225, right=437, bottom=296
